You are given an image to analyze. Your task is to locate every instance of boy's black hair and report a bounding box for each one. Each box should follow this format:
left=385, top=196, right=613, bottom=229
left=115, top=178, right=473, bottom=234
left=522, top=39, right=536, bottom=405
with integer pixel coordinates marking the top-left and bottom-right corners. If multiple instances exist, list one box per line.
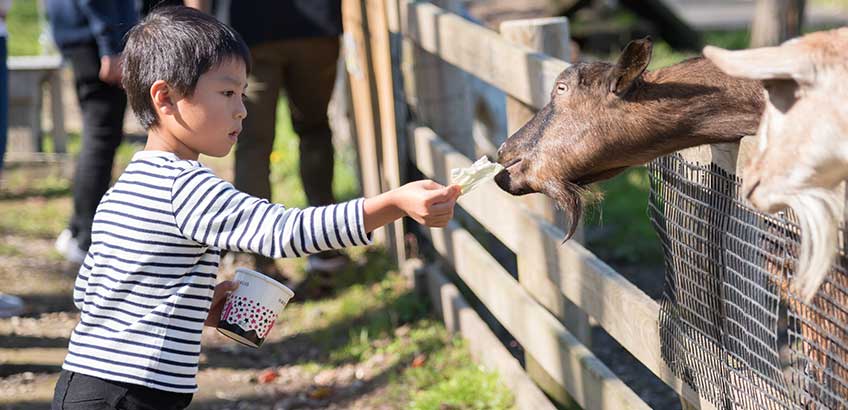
left=122, top=6, right=251, bottom=130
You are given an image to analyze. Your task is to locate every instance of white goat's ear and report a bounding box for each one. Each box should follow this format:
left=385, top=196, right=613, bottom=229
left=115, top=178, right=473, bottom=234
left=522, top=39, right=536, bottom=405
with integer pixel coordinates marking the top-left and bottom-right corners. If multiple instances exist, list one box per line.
left=609, top=37, right=653, bottom=95
left=703, top=45, right=814, bottom=84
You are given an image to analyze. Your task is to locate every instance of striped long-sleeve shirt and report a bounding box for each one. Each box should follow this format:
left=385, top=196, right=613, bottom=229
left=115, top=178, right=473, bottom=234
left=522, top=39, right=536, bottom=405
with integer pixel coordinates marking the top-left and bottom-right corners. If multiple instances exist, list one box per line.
left=62, top=151, right=372, bottom=393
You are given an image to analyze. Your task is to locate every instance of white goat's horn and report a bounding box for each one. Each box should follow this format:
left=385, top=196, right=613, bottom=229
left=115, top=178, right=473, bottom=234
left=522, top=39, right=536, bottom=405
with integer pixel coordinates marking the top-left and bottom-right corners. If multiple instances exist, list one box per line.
left=703, top=45, right=814, bottom=84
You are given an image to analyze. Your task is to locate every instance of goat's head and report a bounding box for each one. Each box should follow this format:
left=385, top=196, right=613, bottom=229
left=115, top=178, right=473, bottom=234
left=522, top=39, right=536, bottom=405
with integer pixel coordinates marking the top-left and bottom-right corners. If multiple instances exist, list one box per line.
left=495, top=36, right=762, bottom=238
left=495, top=38, right=655, bottom=237
left=705, top=28, right=848, bottom=300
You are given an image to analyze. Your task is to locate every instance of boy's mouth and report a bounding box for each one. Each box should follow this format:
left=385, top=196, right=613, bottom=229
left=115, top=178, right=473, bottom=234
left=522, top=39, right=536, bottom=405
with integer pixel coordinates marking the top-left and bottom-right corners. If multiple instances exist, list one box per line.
left=228, top=129, right=241, bottom=142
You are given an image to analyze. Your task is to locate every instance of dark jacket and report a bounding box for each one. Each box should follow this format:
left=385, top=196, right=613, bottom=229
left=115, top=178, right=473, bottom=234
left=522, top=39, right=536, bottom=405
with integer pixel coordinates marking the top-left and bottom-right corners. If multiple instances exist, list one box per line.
left=227, top=0, right=342, bottom=46
left=45, top=0, right=138, bottom=57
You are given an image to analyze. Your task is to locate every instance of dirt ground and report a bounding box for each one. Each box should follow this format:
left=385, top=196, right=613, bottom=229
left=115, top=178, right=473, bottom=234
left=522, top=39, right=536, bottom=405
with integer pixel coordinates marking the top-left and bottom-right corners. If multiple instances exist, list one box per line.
left=0, top=230, right=412, bottom=410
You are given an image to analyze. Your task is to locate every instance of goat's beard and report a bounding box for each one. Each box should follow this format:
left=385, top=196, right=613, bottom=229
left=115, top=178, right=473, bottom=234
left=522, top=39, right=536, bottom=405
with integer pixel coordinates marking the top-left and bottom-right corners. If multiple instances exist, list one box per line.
left=543, top=180, right=604, bottom=241
left=784, top=188, right=842, bottom=302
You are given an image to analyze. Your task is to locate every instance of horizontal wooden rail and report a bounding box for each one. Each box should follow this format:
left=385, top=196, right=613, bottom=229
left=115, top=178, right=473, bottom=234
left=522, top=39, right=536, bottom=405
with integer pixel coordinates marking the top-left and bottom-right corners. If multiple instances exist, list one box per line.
left=409, top=123, right=717, bottom=410
left=420, top=221, right=650, bottom=410
left=392, top=0, right=567, bottom=111
left=421, top=262, right=558, bottom=410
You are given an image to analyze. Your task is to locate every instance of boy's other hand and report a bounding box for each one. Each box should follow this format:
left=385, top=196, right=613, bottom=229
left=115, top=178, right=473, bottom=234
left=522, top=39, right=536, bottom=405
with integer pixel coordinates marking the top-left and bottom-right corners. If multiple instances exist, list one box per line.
left=396, top=180, right=461, bottom=228
left=204, top=280, right=239, bottom=327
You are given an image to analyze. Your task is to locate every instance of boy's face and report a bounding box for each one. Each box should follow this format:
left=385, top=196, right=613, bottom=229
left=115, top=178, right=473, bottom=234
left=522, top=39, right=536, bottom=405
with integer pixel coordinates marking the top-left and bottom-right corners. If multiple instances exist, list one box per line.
left=170, top=59, right=248, bottom=158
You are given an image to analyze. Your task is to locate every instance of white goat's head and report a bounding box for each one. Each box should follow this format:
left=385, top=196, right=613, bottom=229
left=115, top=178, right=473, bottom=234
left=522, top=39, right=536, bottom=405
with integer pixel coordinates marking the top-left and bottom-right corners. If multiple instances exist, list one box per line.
left=704, top=28, right=848, bottom=301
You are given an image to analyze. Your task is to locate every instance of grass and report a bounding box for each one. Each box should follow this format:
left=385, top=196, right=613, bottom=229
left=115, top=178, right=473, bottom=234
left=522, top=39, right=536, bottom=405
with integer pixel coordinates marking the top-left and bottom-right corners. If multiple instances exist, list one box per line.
left=7, top=0, right=42, bottom=56
left=281, top=270, right=514, bottom=410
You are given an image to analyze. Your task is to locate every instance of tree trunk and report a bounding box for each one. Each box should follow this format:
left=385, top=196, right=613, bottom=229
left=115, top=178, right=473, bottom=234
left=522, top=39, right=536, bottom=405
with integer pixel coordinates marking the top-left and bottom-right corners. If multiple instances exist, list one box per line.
left=750, top=0, right=806, bottom=47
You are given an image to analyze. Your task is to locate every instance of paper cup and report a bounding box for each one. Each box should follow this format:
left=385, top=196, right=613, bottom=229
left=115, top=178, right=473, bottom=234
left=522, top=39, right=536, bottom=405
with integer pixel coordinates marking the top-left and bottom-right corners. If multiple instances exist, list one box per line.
left=217, top=267, right=294, bottom=348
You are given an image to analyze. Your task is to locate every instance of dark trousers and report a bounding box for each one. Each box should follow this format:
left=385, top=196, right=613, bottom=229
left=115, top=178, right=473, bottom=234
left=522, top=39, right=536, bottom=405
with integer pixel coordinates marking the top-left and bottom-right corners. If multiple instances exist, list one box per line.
left=235, top=36, right=340, bottom=207
left=52, top=370, right=193, bottom=410
left=0, top=37, right=7, bottom=172
left=235, top=37, right=340, bottom=267
left=62, top=44, right=126, bottom=251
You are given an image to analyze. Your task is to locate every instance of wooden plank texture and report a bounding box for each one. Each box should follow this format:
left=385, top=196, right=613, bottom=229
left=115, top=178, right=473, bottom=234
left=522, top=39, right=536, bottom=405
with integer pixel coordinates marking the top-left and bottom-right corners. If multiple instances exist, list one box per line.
left=394, top=0, right=568, bottom=110
left=365, top=0, right=406, bottom=263
left=409, top=123, right=718, bottom=410
left=424, top=263, right=559, bottom=410
left=342, top=0, right=386, bottom=243
left=422, top=221, right=651, bottom=410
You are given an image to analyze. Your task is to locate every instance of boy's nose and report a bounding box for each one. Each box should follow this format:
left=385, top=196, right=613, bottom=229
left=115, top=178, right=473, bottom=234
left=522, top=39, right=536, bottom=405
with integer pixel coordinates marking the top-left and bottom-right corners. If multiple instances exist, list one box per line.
left=235, top=103, right=247, bottom=120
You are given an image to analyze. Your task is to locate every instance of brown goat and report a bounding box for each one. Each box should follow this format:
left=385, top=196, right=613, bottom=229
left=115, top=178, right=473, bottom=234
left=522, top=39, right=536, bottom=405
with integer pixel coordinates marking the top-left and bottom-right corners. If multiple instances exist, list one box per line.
left=494, top=37, right=765, bottom=237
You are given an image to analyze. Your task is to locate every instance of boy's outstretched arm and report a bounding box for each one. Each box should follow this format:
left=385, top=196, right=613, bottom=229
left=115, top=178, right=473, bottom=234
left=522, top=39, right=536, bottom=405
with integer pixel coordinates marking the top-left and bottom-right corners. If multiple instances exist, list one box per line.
left=363, top=180, right=462, bottom=233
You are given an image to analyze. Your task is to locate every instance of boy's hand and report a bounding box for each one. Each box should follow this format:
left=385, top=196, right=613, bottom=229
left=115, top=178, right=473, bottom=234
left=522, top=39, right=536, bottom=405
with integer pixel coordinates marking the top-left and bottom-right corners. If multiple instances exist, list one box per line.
left=204, top=280, right=239, bottom=327
left=395, top=180, right=461, bottom=228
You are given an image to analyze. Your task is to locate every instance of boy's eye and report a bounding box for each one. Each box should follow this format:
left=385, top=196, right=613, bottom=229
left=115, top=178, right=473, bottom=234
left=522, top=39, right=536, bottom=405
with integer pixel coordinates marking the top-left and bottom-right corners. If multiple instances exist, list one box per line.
left=222, top=91, right=236, bottom=97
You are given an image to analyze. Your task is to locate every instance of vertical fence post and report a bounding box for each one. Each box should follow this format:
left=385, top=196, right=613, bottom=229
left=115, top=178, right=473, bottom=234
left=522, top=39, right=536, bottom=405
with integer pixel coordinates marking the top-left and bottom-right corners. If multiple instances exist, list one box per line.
left=500, top=17, right=592, bottom=409
left=342, top=0, right=386, bottom=245
left=365, top=0, right=407, bottom=265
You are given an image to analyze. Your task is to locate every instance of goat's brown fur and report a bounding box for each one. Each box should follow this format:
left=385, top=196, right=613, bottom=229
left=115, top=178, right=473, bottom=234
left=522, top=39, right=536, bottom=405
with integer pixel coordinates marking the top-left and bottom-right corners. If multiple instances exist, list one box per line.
left=495, top=37, right=764, bottom=236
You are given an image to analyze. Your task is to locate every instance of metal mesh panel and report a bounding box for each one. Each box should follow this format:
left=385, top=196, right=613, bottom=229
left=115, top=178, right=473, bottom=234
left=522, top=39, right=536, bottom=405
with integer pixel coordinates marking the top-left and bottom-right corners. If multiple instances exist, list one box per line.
left=647, top=154, right=848, bottom=409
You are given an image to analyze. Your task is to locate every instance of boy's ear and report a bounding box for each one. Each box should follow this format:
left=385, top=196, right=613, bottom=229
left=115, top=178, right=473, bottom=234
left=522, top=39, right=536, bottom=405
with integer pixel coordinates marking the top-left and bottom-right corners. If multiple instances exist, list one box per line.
left=150, top=80, right=176, bottom=115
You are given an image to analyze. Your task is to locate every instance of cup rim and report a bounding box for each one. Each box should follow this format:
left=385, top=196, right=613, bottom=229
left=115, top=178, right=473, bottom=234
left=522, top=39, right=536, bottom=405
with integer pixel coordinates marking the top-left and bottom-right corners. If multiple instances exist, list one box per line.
left=234, top=267, right=295, bottom=299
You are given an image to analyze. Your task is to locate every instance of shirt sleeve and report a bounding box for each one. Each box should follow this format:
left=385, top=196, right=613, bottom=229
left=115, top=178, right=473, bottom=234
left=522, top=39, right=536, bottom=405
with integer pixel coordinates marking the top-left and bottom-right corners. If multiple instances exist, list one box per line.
left=171, top=167, right=372, bottom=257
left=77, top=0, right=137, bottom=57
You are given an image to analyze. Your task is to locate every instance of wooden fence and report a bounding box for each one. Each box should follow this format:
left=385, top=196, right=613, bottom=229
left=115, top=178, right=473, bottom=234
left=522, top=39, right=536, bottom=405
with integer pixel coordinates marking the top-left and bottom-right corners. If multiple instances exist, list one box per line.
left=341, top=1, right=728, bottom=409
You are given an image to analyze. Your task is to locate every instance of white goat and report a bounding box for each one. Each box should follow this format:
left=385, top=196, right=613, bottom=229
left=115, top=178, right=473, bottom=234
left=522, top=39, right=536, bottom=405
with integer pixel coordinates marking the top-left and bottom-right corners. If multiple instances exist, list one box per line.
left=704, top=28, right=848, bottom=301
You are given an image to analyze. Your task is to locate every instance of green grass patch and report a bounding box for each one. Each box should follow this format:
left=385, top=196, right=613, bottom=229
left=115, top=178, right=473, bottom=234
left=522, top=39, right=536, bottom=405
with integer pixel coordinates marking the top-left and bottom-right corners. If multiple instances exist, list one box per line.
left=0, top=196, right=71, bottom=237
left=586, top=167, right=663, bottom=264
left=410, top=362, right=513, bottom=410
left=283, top=268, right=514, bottom=409
left=7, top=0, right=42, bottom=56
left=0, top=242, right=21, bottom=256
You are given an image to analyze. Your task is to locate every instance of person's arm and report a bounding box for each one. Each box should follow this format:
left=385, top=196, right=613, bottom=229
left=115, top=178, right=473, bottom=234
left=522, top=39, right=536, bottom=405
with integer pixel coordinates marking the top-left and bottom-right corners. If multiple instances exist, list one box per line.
left=76, top=0, right=137, bottom=83
left=171, top=168, right=460, bottom=257
left=171, top=167, right=372, bottom=258
left=0, top=0, right=11, bottom=21
left=184, top=0, right=212, bottom=13
left=76, top=0, right=136, bottom=58
left=363, top=180, right=460, bottom=232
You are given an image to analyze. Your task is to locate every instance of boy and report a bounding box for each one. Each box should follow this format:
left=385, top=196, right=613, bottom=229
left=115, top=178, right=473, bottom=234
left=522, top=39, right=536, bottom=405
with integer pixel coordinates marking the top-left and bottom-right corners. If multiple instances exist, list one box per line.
left=52, top=6, right=460, bottom=410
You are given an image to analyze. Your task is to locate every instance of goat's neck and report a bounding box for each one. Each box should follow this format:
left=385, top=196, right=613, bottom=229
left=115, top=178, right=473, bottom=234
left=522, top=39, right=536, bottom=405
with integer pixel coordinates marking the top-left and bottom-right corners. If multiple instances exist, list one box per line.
left=623, top=58, right=766, bottom=157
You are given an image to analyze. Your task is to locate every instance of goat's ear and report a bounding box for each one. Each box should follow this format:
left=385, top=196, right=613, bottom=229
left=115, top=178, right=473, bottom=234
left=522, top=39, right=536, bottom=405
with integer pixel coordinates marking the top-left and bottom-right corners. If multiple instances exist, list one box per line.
left=703, top=44, right=814, bottom=84
left=609, top=37, right=653, bottom=95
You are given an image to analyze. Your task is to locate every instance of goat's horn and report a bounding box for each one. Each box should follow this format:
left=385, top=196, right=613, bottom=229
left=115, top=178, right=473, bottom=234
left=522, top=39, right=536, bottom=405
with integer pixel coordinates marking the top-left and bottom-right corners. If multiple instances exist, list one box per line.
left=703, top=45, right=813, bottom=84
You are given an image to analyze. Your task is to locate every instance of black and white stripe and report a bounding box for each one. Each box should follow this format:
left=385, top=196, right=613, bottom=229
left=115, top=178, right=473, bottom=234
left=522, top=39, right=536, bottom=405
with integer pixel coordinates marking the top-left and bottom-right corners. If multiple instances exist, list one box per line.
left=63, top=151, right=372, bottom=393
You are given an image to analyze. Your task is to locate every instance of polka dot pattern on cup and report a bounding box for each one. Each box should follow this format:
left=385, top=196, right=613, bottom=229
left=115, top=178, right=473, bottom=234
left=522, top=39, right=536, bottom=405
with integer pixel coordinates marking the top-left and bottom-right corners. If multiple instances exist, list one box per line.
left=221, top=295, right=278, bottom=339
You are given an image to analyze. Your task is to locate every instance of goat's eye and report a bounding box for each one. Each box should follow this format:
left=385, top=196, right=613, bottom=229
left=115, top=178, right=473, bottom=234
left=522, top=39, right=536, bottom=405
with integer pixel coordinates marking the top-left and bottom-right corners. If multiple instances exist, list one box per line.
left=556, top=83, right=568, bottom=94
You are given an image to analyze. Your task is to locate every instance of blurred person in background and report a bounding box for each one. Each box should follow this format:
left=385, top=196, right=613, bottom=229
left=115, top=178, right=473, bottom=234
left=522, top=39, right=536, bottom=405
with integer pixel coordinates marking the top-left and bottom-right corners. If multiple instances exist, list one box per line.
left=46, top=0, right=138, bottom=264
left=0, top=0, right=24, bottom=318
left=187, top=0, right=349, bottom=294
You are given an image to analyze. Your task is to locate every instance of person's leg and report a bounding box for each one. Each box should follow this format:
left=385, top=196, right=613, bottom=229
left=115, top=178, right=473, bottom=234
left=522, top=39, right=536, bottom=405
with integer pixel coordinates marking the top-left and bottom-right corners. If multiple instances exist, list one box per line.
left=282, top=36, right=340, bottom=208
left=283, top=37, right=349, bottom=280
left=235, top=42, right=285, bottom=277
left=0, top=36, right=7, bottom=175
left=63, top=45, right=126, bottom=253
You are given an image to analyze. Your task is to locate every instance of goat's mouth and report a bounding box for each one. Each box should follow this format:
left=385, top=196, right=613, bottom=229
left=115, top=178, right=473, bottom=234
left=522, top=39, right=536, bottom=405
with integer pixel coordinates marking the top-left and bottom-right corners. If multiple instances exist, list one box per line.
left=495, top=158, right=538, bottom=195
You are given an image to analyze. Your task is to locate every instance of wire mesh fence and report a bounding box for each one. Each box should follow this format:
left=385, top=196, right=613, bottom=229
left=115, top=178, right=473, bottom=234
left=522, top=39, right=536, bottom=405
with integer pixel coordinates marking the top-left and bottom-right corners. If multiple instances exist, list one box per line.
left=647, top=153, right=848, bottom=410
